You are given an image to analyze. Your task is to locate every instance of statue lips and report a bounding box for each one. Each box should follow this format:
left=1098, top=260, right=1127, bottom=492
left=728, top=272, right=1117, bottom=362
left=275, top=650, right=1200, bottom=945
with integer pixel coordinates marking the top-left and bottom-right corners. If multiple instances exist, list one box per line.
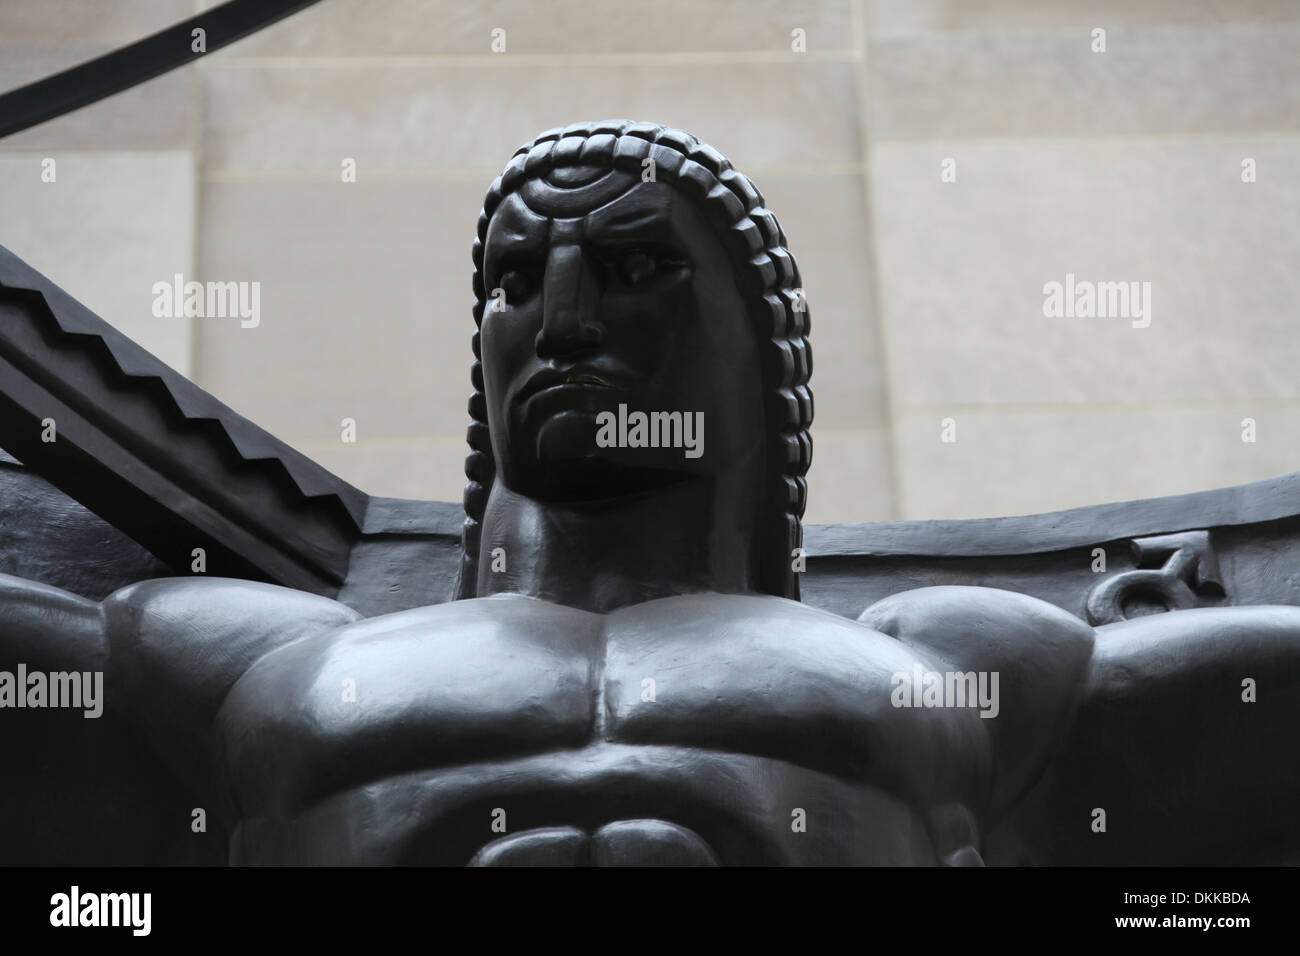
left=516, top=366, right=627, bottom=416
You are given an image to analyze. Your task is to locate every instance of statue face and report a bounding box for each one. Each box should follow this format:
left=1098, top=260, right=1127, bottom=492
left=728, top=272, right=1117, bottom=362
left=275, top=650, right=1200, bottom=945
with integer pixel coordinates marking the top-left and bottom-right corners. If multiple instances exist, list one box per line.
left=479, top=171, right=766, bottom=501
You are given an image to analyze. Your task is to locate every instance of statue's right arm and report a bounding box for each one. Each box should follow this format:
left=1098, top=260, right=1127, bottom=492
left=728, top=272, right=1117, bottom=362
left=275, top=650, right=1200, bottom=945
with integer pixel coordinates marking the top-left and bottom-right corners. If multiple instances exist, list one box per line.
left=0, top=573, right=360, bottom=864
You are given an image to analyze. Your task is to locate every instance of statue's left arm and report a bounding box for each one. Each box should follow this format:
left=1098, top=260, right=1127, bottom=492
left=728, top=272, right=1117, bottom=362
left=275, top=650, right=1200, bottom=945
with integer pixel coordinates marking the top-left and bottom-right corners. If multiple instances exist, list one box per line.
left=986, top=604, right=1300, bottom=864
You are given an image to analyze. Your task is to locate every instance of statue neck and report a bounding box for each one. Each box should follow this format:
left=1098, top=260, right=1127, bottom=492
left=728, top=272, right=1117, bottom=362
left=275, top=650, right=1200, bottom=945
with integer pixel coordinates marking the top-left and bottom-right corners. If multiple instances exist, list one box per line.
left=475, top=469, right=761, bottom=613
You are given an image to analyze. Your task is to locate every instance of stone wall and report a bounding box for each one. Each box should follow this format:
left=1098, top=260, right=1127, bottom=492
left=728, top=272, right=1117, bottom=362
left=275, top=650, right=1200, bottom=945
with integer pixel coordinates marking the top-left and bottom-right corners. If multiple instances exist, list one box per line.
left=1, top=0, right=1296, bottom=522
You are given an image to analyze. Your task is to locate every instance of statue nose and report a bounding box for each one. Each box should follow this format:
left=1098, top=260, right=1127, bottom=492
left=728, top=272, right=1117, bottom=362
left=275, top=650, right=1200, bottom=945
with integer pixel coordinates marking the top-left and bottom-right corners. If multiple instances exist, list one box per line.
left=536, top=244, right=603, bottom=356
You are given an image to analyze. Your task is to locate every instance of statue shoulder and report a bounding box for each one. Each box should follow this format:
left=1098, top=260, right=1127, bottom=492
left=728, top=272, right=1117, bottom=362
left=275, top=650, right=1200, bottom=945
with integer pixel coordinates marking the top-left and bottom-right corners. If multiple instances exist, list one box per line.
left=102, top=576, right=360, bottom=718
left=101, top=578, right=361, bottom=831
left=859, top=586, right=1096, bottom=816
left=0, top=572, right=358, bottom=723
left=0, top=573, right=356, bottom=862
left=0, top=572, right=106, bottom=670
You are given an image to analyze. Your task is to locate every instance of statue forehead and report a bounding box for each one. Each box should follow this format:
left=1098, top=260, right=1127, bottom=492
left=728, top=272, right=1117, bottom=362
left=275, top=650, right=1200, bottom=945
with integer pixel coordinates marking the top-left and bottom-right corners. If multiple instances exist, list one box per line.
left=484, top=176, right=705, bottom=253
left=521, top=165, right=643, bottom=217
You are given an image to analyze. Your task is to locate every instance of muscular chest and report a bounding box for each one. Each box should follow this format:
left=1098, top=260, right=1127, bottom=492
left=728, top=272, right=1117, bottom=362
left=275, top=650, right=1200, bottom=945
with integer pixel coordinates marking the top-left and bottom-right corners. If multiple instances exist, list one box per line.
left=218, top=592, right=966, bottom=822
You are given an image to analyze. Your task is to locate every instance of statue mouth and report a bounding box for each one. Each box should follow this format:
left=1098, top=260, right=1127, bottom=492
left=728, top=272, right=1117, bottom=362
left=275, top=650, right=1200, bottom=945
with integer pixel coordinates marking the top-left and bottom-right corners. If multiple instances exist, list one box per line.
left=562, top=373, right=614, bottom=388
left=518, top=367, right=623, bottom=404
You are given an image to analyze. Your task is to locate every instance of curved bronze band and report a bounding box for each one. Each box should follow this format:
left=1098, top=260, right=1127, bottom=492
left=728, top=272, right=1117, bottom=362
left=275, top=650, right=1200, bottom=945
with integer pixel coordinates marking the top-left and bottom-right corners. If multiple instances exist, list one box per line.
left=520, top=169, right=643, bottom=218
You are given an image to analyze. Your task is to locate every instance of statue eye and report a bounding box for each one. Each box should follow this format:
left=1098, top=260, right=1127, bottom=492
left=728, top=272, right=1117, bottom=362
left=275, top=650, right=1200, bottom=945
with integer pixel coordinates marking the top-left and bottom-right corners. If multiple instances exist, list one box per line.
left=617, top=250, right=657, bottom=285
left=498, top=270, right=533, bottom=303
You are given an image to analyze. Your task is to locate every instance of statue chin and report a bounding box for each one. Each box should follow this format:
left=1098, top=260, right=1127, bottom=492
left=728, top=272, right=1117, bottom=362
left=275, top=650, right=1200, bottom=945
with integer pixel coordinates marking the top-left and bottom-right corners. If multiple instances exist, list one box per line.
left=532, top=409, right=602, bottom=463
left=510, top=417, right=693, bottom=503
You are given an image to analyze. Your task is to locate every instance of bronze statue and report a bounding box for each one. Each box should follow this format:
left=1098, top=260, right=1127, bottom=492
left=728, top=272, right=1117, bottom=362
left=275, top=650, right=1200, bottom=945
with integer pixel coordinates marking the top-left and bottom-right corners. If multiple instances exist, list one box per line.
left=2, top=121, right=1298, bottom=866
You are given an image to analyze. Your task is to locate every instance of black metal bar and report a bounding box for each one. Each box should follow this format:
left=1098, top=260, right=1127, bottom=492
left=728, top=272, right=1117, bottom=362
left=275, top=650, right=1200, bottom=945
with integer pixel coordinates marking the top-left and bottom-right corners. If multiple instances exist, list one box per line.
left=0, top=244, right=367, bottom=595
left=0, top=0, right=328, bottom=140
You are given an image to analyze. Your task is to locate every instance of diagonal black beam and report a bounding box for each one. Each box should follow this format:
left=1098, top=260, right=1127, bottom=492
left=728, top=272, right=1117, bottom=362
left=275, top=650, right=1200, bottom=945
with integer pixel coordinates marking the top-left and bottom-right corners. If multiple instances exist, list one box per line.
left=0, top=245, right=368, bottom=596
left=0, top=0, right=327, bottom=140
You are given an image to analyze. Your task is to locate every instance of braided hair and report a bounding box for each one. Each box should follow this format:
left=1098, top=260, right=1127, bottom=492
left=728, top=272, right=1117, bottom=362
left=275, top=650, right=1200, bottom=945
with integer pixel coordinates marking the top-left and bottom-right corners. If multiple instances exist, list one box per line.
left=456, top=120, right=813, bottom=601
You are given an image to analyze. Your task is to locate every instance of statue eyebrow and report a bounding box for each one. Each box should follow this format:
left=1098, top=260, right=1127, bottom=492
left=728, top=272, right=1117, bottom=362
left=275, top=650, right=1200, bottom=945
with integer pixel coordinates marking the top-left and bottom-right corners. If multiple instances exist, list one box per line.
left=484, top=205, right=548, bottom=263
left=586, top=206, right=675, bottom=243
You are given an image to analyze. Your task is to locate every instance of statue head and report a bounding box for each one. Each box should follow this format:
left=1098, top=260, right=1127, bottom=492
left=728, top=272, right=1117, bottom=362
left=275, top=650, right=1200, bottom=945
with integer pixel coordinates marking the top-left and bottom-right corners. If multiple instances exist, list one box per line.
left=457, top=120, right=812, bottom=600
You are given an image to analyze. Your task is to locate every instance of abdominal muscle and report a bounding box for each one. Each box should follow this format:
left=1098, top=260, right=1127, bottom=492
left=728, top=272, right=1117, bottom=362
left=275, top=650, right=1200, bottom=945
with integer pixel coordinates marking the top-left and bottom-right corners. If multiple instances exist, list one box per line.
left=228, top=742, right=937, bottom=866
